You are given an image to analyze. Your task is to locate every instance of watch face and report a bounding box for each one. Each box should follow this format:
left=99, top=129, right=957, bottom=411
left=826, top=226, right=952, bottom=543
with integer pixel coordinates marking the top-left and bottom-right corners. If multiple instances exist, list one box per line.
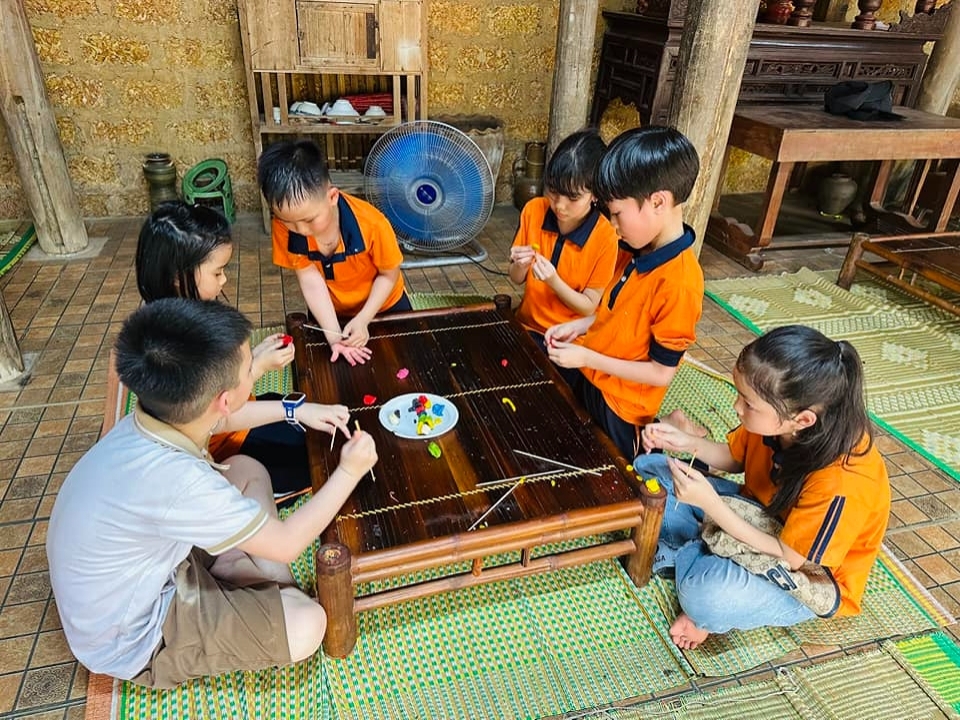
left=284, top=392, right=306, bottom=404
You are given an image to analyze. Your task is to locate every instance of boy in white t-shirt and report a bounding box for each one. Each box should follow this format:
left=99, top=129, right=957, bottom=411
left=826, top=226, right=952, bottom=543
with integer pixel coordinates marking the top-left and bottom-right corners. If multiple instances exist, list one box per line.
left=47, top=298, right=377, bottom=687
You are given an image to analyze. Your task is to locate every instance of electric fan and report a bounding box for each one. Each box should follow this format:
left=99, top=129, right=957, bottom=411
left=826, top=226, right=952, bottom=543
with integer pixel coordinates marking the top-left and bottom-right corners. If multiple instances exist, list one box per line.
left=364, top=121, right=495, bottom=268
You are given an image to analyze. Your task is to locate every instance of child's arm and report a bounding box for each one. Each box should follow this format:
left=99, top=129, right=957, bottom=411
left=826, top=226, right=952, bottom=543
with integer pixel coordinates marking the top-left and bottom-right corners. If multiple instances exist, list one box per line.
left=548, top=344, right=677, bottom=387
left=236, top=431, right=377, bottom=563
left=342, top=266, right=401, bottom=347
left=532, top=255, right=604, bottom=316
left=668, top=458, right=806, bottom=570
left=544, top=315, right=595, bottom=345
left=295, top=265, right=371, bottom=366
left=251, top=334, right=295, bottom=380
left=217, top=400, right=350, bottom=437
left=641, top=422, right=742, bottom=474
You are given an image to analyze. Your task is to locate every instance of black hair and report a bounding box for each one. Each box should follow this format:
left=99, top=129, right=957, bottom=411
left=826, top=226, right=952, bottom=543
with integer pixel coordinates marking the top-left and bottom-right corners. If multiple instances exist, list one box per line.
left=594, top=126, right=700, bottom=205
left=136, top=201, right=232, bottom=303
left=735, top=325, right=873, bottom=517
left=115, top=298, right=252, bottom=425
left=543, top=129, right=607, bottom=198
left=257, top=140, right=331, bottom=211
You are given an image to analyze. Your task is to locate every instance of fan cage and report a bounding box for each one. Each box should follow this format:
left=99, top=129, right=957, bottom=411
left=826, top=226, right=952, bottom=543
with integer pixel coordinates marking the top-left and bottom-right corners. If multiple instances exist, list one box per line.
left=364, top=121, right=495, bottom=252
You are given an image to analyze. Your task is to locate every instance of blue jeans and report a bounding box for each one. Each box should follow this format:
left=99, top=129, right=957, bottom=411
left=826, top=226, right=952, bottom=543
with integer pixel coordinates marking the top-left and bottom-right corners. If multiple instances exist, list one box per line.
left=632, top=454, right=816, bottom=633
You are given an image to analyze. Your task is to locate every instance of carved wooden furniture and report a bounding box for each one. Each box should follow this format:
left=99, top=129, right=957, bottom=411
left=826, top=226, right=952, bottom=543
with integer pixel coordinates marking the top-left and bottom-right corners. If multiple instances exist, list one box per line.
left=591, top=8, right=939, bottom=128
left=236, top=0, right=428, bottom=229
left=286, top=301, right=665, bottom=657
left=838, top=232, right=960, bottom=317
left=706, top=104, right=960, bottom=269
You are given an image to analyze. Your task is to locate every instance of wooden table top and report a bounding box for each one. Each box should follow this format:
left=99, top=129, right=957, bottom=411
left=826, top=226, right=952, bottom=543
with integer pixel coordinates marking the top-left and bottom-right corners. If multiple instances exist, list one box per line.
left=287, top=304, right=647, bottom=557
left=729, top=104, right=960, bottom=163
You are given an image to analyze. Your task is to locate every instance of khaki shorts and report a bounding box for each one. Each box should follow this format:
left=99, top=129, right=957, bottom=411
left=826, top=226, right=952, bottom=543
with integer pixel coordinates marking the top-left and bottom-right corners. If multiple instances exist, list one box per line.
left=131, top=548, right=291, bottom=689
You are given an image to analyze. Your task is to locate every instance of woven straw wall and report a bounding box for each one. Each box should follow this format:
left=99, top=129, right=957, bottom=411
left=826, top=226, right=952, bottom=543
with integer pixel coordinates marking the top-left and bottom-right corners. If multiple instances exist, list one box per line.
left=0, top=0, right=633, bottom=220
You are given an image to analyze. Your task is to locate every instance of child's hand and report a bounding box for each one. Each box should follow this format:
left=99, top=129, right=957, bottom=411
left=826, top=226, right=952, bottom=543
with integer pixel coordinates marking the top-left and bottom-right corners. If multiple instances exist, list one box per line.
left=509, top=245, right=535, bottom=268
left=339, top=430, right=378, bottom=481
left=297, top=403, right=350, bottom=439
left=668, top=456, right=717, bottom=511
left=252, top=334, right=295, bottom=376
left=342, top=317, right=370, bottom=347
left=641, top=421, right=695, bottom=454
left=330, top=342, right=372, bottom=366
left=544, top=320, right=583, bottom=346
left=547, top=340, right=590, bottom=369
left=531, top=254, right=557, bottom=283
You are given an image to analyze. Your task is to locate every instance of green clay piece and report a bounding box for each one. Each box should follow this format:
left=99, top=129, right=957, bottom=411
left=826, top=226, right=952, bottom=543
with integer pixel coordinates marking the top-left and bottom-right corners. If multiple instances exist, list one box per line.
left=428, top=441, right=442, bottom=459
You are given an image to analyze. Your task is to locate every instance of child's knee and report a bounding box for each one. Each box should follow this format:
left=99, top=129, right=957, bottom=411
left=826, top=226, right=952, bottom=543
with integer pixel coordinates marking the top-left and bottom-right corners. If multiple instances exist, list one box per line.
left=281, top=589, right=327, bottom=662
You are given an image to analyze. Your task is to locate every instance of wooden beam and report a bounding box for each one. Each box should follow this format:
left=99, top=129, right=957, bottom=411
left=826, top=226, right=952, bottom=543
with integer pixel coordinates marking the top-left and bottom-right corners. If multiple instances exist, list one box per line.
left=546, top=0, right=600, bottom=154
left=0, top=0, right=88, bottom=255
left=667, top=0, right=757, bottom=254
left=917, top=2, right=960, bottom=115
left=0, top=292, right=24, bottom=384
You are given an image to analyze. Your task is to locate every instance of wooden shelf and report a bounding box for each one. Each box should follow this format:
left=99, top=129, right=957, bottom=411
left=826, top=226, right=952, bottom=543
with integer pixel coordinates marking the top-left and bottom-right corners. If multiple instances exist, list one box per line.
left=259, top=119, right=400, bottom=135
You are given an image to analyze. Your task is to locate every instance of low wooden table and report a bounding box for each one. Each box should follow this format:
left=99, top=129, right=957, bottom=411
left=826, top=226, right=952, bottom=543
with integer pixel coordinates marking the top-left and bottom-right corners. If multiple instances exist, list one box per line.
left=707, top=104, right=960, bottom=269
left=286, top=300, right=665, bottom=657
left=838, top=231, right=960, bottom=317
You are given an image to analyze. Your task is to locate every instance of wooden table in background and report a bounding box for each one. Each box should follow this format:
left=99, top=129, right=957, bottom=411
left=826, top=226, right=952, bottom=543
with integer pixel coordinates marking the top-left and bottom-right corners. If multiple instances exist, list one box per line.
left=286, top=300, right=665, bottom=657
left=708, top=104, right=960, bottom=270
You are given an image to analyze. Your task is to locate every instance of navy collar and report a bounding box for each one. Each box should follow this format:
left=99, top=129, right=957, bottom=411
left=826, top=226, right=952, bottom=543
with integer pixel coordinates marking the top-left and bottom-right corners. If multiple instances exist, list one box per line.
left=617, top=223, right=696, bottom=273
left=285, top=194, right=366, bottom=279
left=541, top=207, right=601, bottom=249
left=606, top=224, right=696, bottom=310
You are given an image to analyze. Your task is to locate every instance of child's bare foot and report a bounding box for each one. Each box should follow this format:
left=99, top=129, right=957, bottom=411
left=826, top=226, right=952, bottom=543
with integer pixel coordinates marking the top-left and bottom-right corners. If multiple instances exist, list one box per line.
left=669, top=613, right=710, bottom=650
left=662, top=409, right=708, bottom=438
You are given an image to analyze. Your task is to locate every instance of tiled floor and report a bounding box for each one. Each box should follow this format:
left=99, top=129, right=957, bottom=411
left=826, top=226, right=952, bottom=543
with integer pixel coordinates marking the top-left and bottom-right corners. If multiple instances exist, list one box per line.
left=0, top=207, right=958, bottom=718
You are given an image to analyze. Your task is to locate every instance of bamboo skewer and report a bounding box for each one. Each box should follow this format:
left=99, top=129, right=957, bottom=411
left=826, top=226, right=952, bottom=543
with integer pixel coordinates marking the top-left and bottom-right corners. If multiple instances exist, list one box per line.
left=303, top=323, right=348, bottom=338
left=475, top=469, right=563, bottom=488
left=512, top=449, right=602, bottom=476
left=468, top=476, right=527, bottom=531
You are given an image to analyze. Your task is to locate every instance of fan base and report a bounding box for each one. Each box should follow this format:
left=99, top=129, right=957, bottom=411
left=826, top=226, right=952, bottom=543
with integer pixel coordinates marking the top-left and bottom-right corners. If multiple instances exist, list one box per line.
left=399, top=239, right=488, bottom=269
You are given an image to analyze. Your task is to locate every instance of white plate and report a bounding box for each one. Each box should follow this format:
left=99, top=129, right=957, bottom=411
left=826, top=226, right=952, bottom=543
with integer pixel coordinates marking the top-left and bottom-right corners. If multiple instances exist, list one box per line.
left=378, top=393, right=459, bottom=440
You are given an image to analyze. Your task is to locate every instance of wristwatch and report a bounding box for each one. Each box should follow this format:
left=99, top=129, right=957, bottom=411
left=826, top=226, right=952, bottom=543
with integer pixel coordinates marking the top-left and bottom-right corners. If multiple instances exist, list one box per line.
left=281, top=392, right=306, bottom=432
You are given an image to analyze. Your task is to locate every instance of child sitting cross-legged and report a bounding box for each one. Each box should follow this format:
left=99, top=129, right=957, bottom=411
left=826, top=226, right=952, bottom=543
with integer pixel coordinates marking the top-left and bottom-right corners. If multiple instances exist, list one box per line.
left=635, top=325, right=890, bottom=650
left=47, top=299, right=378, bottom=687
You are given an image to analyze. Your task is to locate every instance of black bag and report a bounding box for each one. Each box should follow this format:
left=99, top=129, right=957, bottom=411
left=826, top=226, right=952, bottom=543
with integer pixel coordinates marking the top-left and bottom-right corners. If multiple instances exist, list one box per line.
left=824, top=80, right=904, bottom=121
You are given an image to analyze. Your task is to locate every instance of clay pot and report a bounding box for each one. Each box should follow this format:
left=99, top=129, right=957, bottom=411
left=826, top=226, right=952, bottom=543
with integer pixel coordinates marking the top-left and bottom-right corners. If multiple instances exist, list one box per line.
left=142, top=153, right=179, bottom=210
left=817, top=173, right=858, bottom=217
left=761, top=0, right=794, bottom=24
left=512, top=142, right=546, bottom=210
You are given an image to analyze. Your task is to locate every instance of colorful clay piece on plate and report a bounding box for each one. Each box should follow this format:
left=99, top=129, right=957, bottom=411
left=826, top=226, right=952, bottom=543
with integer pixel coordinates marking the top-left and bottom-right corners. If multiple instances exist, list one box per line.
left=388, top=409, right=401, bottom=426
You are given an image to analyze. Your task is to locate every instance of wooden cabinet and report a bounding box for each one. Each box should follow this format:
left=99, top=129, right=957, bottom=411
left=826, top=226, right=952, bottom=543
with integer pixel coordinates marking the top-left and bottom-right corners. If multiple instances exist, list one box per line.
left=237, top=0, right=428, bottom=227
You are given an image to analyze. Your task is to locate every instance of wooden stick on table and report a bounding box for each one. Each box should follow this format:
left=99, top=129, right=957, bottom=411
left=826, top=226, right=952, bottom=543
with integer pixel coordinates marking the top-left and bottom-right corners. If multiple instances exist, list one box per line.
left=354, top=420, right=376, bottom=483
left=468, top=476, right=527, bottom=531
left=512, top=449, right=603, bottom=476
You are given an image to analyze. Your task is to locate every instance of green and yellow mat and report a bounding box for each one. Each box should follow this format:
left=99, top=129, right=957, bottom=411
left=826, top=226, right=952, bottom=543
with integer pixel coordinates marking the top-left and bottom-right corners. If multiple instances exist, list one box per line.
left=706, top=267, right=960, bottom=483
left=86, top=362, right=954, bottom=720
left=0, top=223, right=36, bottom=279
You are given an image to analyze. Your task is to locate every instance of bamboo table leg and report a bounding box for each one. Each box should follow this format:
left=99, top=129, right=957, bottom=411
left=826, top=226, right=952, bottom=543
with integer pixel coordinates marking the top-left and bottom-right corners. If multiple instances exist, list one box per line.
left=934, top=161, right=960, bottom=232
left=622, top=482, right=666, bottom=586
left=316, top=543, right=357, bottom=657
left=837, top=232, right=870, bottom=289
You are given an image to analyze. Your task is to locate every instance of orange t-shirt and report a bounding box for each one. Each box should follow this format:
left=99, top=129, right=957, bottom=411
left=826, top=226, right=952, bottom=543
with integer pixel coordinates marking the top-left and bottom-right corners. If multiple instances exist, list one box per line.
left=579, top=226, right=704, bottom=425
left=271, top=192, right=405, bottom=316
left=512, top=197, right=618, bottom=334
left=727, top=425, right=891, bottom=616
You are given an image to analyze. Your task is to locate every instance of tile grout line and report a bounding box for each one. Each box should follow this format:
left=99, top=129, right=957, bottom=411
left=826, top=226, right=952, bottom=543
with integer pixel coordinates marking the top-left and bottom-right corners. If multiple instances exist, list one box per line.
left=885, top=513, right=960, bottom=534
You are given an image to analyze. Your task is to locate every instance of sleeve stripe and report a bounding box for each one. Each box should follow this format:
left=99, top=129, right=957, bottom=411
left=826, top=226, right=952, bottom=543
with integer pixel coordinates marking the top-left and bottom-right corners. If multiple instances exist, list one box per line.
left=808, top=496, right=845, bottom=564
left=649, top=339, right=685, bottom=367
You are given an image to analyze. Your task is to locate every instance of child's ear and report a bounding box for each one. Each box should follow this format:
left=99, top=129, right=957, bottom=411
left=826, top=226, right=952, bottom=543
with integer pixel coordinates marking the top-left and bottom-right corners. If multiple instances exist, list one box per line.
left=327, top=185, right=340, bottom=205
left=792, top=408, right=818, bottom=431
left=212, top=390, right=233, bottom=419
left=649, top=190, right=668, bottom=212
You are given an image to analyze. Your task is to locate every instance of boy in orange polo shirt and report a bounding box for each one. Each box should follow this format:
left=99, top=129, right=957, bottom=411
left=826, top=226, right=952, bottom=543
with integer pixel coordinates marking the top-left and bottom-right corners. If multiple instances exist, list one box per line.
left=545, top=126, right=704, bottom=458
left=509, top=130, right=618, bottom=353
left=258, top=140, right=410, bottom=366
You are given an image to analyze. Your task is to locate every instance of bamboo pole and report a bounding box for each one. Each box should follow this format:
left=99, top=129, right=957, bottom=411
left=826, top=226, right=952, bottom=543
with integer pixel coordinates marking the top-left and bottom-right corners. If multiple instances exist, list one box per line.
left=546, top=0, right=600, bottom=154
